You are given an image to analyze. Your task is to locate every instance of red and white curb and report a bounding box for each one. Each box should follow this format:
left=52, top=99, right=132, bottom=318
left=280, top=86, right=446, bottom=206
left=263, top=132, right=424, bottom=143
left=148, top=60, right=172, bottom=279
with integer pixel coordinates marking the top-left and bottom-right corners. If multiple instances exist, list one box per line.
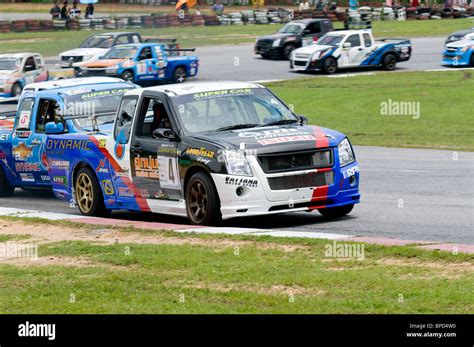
left=1, top=207, right=473, bottom=253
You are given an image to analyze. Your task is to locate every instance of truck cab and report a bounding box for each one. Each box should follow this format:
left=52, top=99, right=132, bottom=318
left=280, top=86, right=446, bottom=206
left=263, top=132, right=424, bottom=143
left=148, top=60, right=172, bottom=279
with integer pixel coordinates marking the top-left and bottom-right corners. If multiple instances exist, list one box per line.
left=0, top=82, right=138, bottom=196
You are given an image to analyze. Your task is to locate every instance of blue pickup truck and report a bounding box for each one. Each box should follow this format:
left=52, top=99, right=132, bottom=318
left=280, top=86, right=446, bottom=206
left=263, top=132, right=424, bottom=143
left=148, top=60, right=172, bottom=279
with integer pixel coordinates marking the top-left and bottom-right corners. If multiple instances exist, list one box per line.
left=0, top=81, right=138, bottom=196
left=76, top=43, right=199, bottom=84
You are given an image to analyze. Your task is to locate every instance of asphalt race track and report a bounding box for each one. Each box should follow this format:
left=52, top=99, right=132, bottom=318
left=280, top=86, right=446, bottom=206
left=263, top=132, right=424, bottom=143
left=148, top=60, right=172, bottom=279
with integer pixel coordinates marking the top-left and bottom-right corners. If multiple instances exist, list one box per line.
left=1, top=146, right=472, bottom=244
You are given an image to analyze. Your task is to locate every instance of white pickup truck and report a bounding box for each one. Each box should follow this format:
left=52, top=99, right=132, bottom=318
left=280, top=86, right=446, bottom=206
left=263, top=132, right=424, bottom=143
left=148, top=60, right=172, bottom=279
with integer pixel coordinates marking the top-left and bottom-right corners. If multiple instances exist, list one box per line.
left=290, top=30, right=412, bottom=74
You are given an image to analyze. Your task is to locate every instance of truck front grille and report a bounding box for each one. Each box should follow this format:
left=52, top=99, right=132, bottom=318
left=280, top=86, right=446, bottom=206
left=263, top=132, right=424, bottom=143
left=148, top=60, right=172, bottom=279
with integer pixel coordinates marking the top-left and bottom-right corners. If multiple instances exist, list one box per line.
left=267, top=171, right=334, bottom=190
left=258, top=149, right=332, bottom=173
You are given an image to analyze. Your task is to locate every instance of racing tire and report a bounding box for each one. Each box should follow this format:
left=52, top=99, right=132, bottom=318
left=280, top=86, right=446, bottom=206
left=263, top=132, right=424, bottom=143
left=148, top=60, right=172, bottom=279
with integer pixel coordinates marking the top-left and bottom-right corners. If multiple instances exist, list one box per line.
left=382, top=53, right=397, bottom=71
left=185, top=172, right=221, bottom=226
left=283, top=44, right=296, bottom=60
left=261, top=53, right=270, bottom=59
left=11, top=83, right=22, bottom=97
left=74, top=167, right=110, bottom=217
left=120, top=70, right=134, bottom=82
left=0, top=167, right=14, bottom=198
left=322, top=57, right=338, bottom=74
left=318, top=204, right=354, bottom=219
left=470, top=54, right=474, bottom=67
left=172, top=67, right=187, bottom=83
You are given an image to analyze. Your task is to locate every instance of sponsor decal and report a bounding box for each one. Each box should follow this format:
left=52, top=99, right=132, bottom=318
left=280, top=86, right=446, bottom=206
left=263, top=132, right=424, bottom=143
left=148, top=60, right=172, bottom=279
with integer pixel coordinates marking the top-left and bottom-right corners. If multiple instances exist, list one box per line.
left=196, top=157, right=211, bottom=165
left=98, top=138, right=107, bottom=148
left=157, top=156, right=180, bottom=189
left=114, top=130, right=127, bottom=159
left=102, top=180, right=114, bottom=195
left=15, top=162, right=40, bottom=172
left=15, top=130, right=31, bottom=138
left=186, top=148, right=215, bottom=158
left=53, top=175, right=67, bottom=186
left=118, top=187, right=135, bottom=197
left=134, top=155, right=159, bottom=179
left=80, top=89, right=131, bottom=101
left=45, top=139, right=90, bottom=151
left=40, top=144, right=49, bottom=170
left=49, top=160, right=70, bottom=169
left=193, top=88, right=253, bottom=100
left=258, top=135, right=316, bottom=146
left=225, top=176, right=258, bottom=188
left=96, top=158, right=109, bottom=174
left=158, top=146, right=179, bottom=155
left=0, top=133, right=9, bottom=141
left=342, top=165, right=359, bottom=179
left=18, top=111, right=31, bottom=129
left=239, top=128, right=312, bottom=140
left=12, top=143, right=33, bottom=161
left=20, top=173, right=35, bottom=182
left=41, top=175, right=50, bottom=182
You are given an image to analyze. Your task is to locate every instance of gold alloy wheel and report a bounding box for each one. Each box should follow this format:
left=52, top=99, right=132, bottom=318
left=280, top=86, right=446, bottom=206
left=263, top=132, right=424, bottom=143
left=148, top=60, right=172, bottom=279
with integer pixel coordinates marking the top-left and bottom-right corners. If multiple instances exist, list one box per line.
left=188, top=179, right=208, bottom=224
left=76, top=172, right=94, bottom=214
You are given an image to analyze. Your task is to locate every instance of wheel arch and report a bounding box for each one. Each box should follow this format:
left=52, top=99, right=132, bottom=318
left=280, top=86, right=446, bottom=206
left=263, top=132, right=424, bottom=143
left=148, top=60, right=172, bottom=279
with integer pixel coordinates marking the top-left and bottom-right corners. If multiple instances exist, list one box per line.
left=183, top=164, right=213, bottom=196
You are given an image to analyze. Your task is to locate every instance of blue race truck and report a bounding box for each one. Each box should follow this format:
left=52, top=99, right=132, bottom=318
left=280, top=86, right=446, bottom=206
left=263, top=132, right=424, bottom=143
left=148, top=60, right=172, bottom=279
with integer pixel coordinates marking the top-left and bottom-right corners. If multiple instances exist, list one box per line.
left=76, top=43, right=199, bottom=84
left=442, top=35, right=474, bottom=67
left=0, top=81, right=138, bottom=196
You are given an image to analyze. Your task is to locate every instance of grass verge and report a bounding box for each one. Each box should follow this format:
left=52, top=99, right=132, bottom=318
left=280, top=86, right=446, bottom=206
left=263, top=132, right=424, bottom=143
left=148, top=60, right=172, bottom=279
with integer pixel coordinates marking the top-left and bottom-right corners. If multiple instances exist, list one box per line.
left=266, top=70, right=474, bottom=151
left=0, top=217, right=472, bottom=314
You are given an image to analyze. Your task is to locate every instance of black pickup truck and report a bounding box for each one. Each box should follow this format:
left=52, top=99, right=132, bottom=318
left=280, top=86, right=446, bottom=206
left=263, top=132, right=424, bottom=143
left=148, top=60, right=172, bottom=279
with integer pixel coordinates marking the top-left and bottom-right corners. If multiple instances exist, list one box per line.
left=255, top=19, right=334, bottom=59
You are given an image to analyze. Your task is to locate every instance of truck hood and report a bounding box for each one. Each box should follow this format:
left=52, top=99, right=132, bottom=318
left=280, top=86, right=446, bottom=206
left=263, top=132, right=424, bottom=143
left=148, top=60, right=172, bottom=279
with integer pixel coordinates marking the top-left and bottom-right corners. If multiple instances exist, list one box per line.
left=190, top=124, right=345, bottom=154
left=60, top=48, right=108, bottom=57
left=0, top=70, right=15, bottom=77
left=257, top=33, right=297, bottom=41
left=293, top=44, right=334, bottom=55
left=446, top=39, right=474, bottom=49
left=82, top=59, right=127, bottom=68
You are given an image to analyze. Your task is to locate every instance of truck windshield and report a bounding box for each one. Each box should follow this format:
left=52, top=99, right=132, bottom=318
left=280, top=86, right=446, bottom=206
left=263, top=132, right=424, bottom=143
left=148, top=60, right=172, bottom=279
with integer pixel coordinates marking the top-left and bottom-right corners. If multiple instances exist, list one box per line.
left=104, top=47, right=138, bottom=59
left=278, top=23, right=304, bottom=34
left=0, top=58, right=20, bottom=71
left=317, top=35, right=343, bottom=46
left=80, top=35, right=115, bottom=49
left=171, top=88, right=298, bottom=135
left=62, top=87, right=135, bottom=128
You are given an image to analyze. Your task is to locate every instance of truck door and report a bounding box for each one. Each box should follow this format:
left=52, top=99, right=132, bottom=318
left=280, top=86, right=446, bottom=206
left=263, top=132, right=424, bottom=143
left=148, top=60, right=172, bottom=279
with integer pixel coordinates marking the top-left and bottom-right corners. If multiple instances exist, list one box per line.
left=130, top=96, right=181, bottom=202
left=134, top=46, right=157, bottom=81
left=302, top=21, right=324, bottom=46
left=342, top=33, right=368, bottom=67
left=22, top=56, right=40, bottom=86
left=10, top=96, right=58, bottom=186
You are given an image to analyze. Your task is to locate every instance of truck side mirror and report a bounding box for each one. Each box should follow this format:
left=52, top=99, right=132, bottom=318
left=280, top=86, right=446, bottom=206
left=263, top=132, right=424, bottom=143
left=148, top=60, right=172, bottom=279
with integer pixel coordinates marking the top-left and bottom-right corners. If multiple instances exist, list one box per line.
left=343, top=42, right=352, bottom=48
left=298, top=114, right=308, bottom=125
left=45, top=122, right=64, bottom=134
left=153, top=128, right=176, bottom=140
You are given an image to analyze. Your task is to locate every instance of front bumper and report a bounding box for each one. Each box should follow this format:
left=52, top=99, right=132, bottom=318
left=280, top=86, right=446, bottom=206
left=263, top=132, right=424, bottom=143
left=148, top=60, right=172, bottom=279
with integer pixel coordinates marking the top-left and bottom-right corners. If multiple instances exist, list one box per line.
left=76, top=68, right=119, bottom=77
left=254, top=44, right=283, bottom=57
left=442, top=51, right=471, bottom=66
left=290, top=58, right=323, bottom=72
left=212, top=155, right=360, bottom=220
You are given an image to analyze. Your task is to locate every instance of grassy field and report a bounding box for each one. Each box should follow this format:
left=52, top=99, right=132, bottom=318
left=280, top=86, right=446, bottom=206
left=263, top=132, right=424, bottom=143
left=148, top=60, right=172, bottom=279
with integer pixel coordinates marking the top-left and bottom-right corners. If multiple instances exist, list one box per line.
left=0, top=217, right=472, bottom=314
left=0, top=18, right=473, bottom=56
left=266, top=70, right=474, bottom=151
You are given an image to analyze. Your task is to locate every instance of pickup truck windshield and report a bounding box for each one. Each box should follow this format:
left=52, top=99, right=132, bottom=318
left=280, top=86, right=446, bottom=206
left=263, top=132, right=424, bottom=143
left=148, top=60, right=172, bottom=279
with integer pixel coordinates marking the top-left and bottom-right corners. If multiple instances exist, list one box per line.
left=62, top=87, right=135, bottom=128
left=104, top=47, right=138, bottom=60
left=0, top=58, right=21, bottom=71
left=317, top=35, right=343, bottom=46
left=80, top=35, right=115, bottom=49
left=278, top=23, right=304, bottom=34
left=171, top=88, right=298, bottom=134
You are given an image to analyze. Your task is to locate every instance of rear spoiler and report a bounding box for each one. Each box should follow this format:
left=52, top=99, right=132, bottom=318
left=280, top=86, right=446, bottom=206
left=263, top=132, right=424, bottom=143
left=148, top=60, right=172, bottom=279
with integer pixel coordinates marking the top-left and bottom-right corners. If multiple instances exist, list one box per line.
left=0, top=111, right=16, bottom=119
left=378, top=38, right=411, bottom=43
left=144, top=37, right=177, bottom=43
left=341, top=19, right=372, bottom=30
left=165, top=48, right=196, bottom=52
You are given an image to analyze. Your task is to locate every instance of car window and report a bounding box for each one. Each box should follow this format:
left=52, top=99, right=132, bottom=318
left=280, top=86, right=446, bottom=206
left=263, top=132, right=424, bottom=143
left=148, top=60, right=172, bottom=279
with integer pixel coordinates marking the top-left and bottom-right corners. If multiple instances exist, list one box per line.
left=16, top=98, right=35, bottom=130
left=114, top=97, right=138, bottom=144
left=33, top=55, right=43, bottom=68
left=132, top=35, right=141, bottom=43
left=362, top=33, right=372, bottom=47
left=24, top=57, right=36, bottom=72
left=115, top=35, right=131, bottom=45
left=138, top=47, right=153, bottom=61
left=346, top=34, right=361, bottom=47
left=137, top=97, right=172, bottom=138
left=306, top=22, right=321, bottom=34
left=35, top=99, right=63, bottom=133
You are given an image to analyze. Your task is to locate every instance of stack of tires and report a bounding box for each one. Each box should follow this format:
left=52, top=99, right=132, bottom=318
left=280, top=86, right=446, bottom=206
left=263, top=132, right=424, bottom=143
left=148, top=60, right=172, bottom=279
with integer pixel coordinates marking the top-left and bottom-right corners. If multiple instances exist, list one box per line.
left=325, top=10, right=338, bottom=21
left=53, top=19, right=66, bottom=30
left=312, top=10, right=325, bottom=18
left=40, top=20, right=54, bottom=31
left=301, top=9, right=312, bottom=19
left=336, top=10, right=348, bottom=22
left=255, top=11, right=269, bottom=24
left=229, top=12, right=244, bottom=25
left=104, top=18, right=116, bottom=29
left=153, top=15, right=168, bottom=28
left=395, top=7, right=406, bottom=20
left=166, top=14, right=180, bottom=27
left=0, top=21, right=11, bottom=33
left=191, top=14, right=205, bottom=26
left=11, top=20, right=27, bottom=32
left=203, top=14, right=220, bottom=26
left=178, top=14, right=192, bottom=27
left=78, top=19, right=92, bottom=30
left=217, top=15, right=231, bottom=25
left=91, top=18, right=104, bottom=30
left=405, top=7, right=417, bottom=20
left=241, top=10, right=256, bottom=24
left=141, top=15, right=154, bottom=28
left=26, top=20, right=40, bottom=32
left=417, top=7, right=431, bottom=20
left=292, top=10, right=302, bottom=19
left=128, top=16, right=143, bottom=28
left=116, top=16, right=129, bottom=29
left=66, top=18, right=79, bottom=30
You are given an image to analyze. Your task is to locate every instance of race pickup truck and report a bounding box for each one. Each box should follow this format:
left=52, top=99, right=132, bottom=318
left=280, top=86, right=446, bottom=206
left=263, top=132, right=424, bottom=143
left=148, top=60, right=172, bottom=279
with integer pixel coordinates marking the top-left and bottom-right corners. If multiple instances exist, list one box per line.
left=0, top=81, right=138, bottom=196
left=59, top=32, right=182, bottom=68
left=442, top=35, right=474, bottom=67
left=290, top=30, right=412, bottom=74
left=45, top=82, right=360, bottom=225
left=76, top=43, right=199, bottom=84
left=0, top=53, right=48, bottom=97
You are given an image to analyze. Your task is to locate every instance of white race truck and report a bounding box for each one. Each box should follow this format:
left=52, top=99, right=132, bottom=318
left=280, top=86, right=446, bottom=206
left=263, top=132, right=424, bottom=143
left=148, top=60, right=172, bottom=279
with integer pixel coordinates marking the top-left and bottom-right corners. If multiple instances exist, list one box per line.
left=290, top=30, right=412, bottom=74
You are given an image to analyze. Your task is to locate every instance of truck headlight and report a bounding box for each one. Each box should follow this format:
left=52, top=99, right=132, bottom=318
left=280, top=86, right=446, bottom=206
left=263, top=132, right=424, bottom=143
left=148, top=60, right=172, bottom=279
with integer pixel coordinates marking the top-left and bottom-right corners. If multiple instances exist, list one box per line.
left=272, top=39, right=281, bottom=47
left=224, top=150, right=253, bottom=177
left=106, top=65, right=119, bottom=73
left=338, top=138, right=355, bottom=167
left=460, top=46, right=472, bottom=52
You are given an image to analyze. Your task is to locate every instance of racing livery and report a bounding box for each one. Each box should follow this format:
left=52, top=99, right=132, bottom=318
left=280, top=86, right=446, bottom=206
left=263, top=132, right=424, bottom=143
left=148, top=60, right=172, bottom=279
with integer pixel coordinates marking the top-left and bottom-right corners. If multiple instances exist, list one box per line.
left=0, top=53, right=48, bottom=97
left=442, top=36, right=474, bottom=67
left=0, top=81, right=138, bottom=195
left=290, top=30, right=411, bottom=74
left=76, top=43, right=199, bottom=84
left=45, top=82, right=360, bottom=225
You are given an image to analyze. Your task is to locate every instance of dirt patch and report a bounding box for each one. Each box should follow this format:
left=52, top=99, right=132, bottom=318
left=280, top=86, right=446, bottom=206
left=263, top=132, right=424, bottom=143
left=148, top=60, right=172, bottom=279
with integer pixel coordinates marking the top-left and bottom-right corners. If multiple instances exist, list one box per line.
left=0, top=255, right=99, bottom=268
left=0, top=219, right=306, bottom=253
left=0, top=38, right=53, bottom=44
left=377, top=258, right=474, bottom=272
